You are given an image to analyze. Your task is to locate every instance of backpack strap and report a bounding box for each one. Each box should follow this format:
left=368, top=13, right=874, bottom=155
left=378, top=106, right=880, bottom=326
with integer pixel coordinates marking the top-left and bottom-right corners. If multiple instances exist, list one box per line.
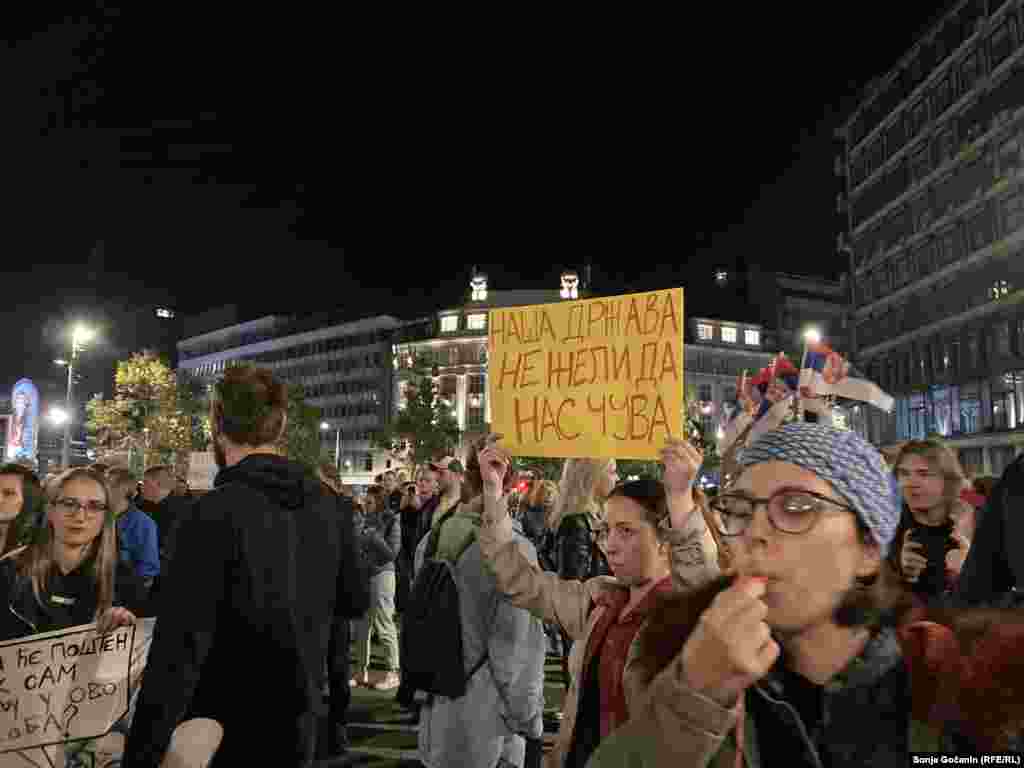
left=424, top=504, right=460, bottom=560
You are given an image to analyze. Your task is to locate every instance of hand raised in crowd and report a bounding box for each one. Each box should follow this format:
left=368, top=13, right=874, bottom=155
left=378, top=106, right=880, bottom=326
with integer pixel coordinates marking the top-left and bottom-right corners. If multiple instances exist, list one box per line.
left=945, top=530, right=971, bottom=578
left=477, top=435, right=510, bottom=499
left=736, top=371, right=755, bottom=417
left=97, top=606, right=138, bottom=636
left=660, top=438, right=703, bottom=496
left=900, top=529, right=928, bottom=583
left=681, top=576, right=780, bottom=708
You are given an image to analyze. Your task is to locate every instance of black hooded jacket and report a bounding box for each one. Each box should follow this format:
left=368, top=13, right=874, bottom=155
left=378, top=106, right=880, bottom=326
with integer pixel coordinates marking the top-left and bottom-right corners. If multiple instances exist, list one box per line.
left=955, top=454, right=1024, bottom=607
left=123, top=454, right=362, bottom=768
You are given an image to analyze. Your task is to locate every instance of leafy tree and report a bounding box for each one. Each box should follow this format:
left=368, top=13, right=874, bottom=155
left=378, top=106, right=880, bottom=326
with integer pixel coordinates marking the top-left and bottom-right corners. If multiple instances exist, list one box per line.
left=86, top=352, right=192, bottom=469
left=374, top=355, right=460, bottom=467
left=277, top=383, right=323, bottom=473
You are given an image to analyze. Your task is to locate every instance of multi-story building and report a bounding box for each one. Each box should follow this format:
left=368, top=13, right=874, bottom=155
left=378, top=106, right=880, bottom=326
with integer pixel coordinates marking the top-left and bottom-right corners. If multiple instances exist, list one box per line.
left=390, top=271, right=590, bottom=459
left=391, top=270, right=779, bottom=463
left=838, top=0, right=1024, bottom=476
left=177, top=312, right=401, bottom=485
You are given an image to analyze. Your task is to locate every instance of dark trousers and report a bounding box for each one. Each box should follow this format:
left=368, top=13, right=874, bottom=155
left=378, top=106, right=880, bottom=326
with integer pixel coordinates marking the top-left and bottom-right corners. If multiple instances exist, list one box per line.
left=326, top=619, right=352, bottom=753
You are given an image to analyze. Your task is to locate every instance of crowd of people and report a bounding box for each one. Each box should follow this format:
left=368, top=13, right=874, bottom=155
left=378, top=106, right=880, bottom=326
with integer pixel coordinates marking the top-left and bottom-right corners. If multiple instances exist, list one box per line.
left=2, top=360, right=1024, bottom=766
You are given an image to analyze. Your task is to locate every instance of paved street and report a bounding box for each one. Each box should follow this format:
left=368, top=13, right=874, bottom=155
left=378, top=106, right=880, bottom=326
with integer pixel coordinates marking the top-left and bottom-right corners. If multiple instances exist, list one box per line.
left=317, top=639, right=568, bottom=767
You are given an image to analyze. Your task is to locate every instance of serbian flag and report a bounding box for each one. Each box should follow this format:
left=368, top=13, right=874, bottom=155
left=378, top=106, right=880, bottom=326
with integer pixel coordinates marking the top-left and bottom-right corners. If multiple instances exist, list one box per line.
left=799, top=343, right=895, bottom=413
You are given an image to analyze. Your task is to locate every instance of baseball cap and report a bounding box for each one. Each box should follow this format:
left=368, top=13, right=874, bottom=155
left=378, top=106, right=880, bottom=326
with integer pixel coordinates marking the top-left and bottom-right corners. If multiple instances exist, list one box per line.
left=429, top=457, right=465, bottom=473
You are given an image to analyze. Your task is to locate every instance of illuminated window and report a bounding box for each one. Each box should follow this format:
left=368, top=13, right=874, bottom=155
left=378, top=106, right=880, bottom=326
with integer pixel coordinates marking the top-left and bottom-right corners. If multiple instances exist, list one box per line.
left=715, top=270, right=729, bottom=286
left=697, top=323, right=713, bottom=341
left=992, top=280, right=1012, bottom=300
left=744, top=329, right=760, bottom=346
left=441, top=315, right=459, bottom=333
left=721, top=326, right=737, bottom=343
left=467, top=314, right=486, bottom=330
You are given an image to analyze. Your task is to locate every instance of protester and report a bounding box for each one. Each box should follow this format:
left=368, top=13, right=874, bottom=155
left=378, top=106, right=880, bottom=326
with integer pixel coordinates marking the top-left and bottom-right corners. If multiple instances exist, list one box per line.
left=106, top=468, right=160, bottom=590
left=317, top=461, right=370, bottom=759
left=396, top=464, right=442, bottom=708
left=518, top=478, right=563, bottom=661
left=0, top=463, right=45, bottom=553
left=955, top=452, right=1024, bottom=608
left=352, top=484, right=401, bottom=691
left=586, top=422, right=1024, bottom=766
left=123, top=364, right=348, bottom=767
left=476, top=436, right=717, bottom=767
left=888, top=440, right=973, bottom=605
left=0, top=468, right=146, bottom=639
left=417, top=436, right=546, bottom=768
left=430, top=456, right=464, bottom=527
left=382, top=470, right=403, bottom=512
left=137, top=464, right=189, bottom=565
left=552, top=458, right=618, bottom=685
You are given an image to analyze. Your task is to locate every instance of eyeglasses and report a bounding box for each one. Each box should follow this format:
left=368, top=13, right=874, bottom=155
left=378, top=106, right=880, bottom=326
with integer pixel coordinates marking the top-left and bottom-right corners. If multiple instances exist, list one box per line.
left=53, top=498, right=108, bottom=517
left=708, top=489, right=855, bottom=537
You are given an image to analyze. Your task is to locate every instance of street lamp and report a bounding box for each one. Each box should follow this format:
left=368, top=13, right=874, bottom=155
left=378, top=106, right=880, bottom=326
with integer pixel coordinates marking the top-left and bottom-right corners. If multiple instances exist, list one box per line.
left=321, top=422, right=342, bottom=474
left=56, top=325, right=95, bottom=469
left=803, top=327, right=822, bottom=346
left=47, top=407, right=69, bottom=426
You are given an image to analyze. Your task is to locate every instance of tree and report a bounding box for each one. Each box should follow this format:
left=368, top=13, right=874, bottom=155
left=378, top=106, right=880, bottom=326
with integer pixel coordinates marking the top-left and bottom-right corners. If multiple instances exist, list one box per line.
left=277, top=383, right=323, bottom=473
left=86, top=352, right=192, bottom=470
left=374, top=355, right=460, bottom=467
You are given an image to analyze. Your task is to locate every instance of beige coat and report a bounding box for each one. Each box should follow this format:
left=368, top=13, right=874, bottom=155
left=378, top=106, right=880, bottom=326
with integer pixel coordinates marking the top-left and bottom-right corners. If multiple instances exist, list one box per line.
left=478, top=492, right=719, bottom=768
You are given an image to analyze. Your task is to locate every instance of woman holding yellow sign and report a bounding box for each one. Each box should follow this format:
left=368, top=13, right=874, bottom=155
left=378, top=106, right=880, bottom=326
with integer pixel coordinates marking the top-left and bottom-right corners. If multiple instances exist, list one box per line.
left=475, top=435, right=717, bottom=768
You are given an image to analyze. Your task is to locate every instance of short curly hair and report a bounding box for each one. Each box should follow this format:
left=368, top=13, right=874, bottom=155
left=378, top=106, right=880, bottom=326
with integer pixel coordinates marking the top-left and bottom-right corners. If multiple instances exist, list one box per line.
left=213, top=365, right=288, bottom=446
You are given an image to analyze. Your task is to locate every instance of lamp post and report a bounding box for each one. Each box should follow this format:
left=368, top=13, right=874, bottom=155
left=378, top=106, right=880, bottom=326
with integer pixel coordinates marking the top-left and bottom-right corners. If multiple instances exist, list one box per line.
left=54, top=326, right=94, bottom=470
left=321, top=422, right=342, bottom=475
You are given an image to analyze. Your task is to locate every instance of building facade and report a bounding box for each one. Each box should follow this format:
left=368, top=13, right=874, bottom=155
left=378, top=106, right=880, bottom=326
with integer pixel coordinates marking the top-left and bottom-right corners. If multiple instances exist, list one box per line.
left=838, top=0, right=1024, bottom=476
left=177, top=313, right=401, bottom=485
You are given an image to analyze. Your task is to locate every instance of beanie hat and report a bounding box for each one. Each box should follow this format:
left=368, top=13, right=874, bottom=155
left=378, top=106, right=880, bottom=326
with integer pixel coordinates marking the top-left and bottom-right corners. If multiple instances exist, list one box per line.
left=738, top=422, right=901, bottom=556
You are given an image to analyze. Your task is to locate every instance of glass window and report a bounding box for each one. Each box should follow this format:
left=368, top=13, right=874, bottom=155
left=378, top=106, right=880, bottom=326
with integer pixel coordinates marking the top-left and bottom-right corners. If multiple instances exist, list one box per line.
left=907, top=99, right=928, bottom=139
left=1002, top=190, right=1024, bottom=234
left=967, top=332, right=980, bottom=368
left=937, top=125, right=958, bottom=166
left=961, top=52, right=981, bottom=94
left=467, top=314, right=486, bottom=331
left=968, top=208, right=995, bottom=251
left=744, top=329, right=760, bottom=346
left=937, top=228, right=961, bottom=266
left=990, top=17, right=1018, bottom=70
left=721, top=326, right=737, bottom=343
left=992, top=279, right=1012, bottom=300
left=908, top=392, right=929, bottom=439
left=998, top=320, right=1012, bottom=355
left=697, top=323, right=713, bottom=341
left=886, top=120, right=906, bottom=158
left=960, top=382, right=982, bottom=434
left=699, top=383, right=713, bottom=402
left=933, top=77, right=953, bottom=117
left=894, top=256, right=912, bottom=287
left=440, top=315, right=459, bottom=333
left=911, top=146, right=932, bottom=183
left=873, top=265, right=891, bottom=297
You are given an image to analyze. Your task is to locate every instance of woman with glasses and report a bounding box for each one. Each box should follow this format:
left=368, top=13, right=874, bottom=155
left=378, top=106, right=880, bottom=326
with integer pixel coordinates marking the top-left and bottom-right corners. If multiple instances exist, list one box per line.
left=587, top=423, right=1024, bottom=766
left=476, top=437, right=717, bottom=768
left=889, top=440, right=973, bottom=605
left=0, top=468, right=147, bottom=640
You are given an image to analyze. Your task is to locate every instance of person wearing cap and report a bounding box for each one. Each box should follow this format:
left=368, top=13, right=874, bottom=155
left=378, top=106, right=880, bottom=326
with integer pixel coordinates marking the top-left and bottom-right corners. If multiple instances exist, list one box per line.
left=429, top=456, right=464, bottom=527
left=587, top=423, right=1024, bottom=766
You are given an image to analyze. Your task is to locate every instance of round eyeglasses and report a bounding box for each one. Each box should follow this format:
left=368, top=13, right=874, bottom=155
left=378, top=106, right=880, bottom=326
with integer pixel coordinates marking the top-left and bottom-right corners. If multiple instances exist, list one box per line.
left=708, top=489, right=855, bottom=537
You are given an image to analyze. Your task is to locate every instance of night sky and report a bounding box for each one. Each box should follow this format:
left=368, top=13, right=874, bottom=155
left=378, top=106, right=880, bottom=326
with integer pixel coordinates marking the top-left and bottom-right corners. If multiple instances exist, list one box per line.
left=2, top=3, right=947, bottom=407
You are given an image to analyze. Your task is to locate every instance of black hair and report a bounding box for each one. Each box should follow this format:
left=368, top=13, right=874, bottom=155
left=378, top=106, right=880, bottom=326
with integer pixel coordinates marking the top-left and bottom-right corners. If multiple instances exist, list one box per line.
left=607, top=477, right=671, bottom=540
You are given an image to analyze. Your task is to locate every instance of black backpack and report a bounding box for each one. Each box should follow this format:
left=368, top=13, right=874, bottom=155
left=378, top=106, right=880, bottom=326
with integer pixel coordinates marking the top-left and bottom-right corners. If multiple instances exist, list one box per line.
left=401, top=507, right=488, bottom=699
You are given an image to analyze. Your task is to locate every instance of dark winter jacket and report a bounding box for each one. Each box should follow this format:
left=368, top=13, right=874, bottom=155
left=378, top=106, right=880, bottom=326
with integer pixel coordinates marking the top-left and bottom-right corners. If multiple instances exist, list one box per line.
left=955, top=453, right=1024, bottom=607
left=0, top=548, right=150, bottom=640
left=557, top=513, right=609, bottom=582
left=122, top=454, right=352, bottom=768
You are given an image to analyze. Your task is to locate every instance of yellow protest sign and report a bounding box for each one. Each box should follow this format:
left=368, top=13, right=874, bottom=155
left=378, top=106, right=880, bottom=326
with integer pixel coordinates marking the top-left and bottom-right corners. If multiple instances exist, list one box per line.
left=488, top=288, right=684, bottom=460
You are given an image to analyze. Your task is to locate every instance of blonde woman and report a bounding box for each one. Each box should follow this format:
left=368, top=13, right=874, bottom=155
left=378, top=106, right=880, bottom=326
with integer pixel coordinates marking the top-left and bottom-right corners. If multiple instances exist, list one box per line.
left=553, top=459, right=619, bottom=582
left=0, top=468, right=146, bottom=640
left=889, top=439, right=974, bottom=604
